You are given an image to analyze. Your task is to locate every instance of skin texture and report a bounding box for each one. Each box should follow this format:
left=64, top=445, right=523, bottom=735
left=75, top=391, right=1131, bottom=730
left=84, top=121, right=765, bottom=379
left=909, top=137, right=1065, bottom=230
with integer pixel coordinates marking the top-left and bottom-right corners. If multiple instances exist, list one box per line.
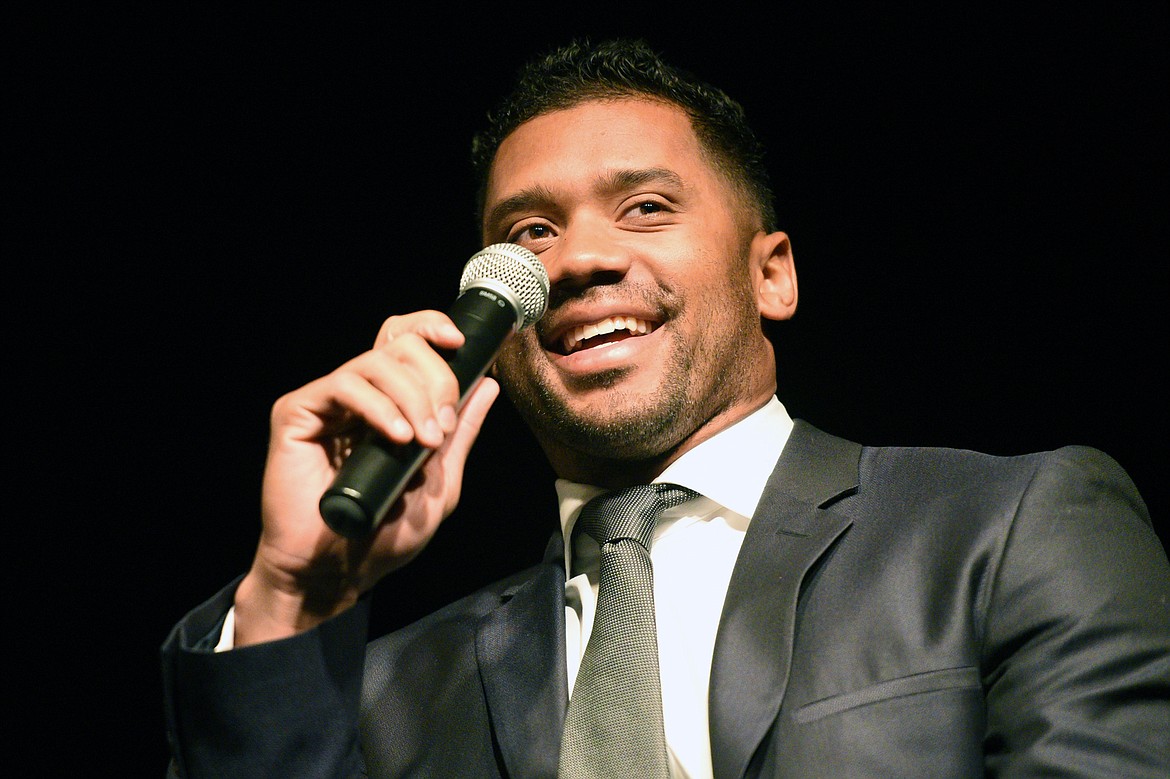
left=233, top=96, right=797, bottom=646
left=485, top=98, right=798, bottom=486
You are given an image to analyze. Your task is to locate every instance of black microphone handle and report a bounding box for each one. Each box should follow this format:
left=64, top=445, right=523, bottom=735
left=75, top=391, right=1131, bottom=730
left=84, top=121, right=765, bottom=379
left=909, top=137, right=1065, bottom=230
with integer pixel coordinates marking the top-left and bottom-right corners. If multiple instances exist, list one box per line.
left=318, top=286, right=519, bottom=538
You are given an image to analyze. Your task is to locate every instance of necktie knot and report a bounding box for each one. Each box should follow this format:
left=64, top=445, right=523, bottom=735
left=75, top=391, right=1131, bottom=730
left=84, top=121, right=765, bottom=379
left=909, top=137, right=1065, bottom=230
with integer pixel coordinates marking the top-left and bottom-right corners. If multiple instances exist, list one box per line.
left=577, top=483, right=699, bottom=550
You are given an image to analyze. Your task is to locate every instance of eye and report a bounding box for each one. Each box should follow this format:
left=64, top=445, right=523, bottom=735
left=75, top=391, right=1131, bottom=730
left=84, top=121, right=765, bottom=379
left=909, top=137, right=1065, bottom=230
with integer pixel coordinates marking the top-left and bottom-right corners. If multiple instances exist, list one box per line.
left=620, top=197, right=674, bottom=226
left=507, top=220, right=557, bottom=250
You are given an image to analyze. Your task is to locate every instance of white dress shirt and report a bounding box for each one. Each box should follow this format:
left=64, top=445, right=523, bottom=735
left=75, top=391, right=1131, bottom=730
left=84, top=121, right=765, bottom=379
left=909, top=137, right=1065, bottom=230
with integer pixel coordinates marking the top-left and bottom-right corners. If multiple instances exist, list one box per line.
left=557, top=396, right=793, bottom=779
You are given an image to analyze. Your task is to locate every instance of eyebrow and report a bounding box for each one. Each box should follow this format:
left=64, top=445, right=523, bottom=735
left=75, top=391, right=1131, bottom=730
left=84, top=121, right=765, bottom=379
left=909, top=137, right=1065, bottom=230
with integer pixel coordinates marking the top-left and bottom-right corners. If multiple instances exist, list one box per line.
left=484, top=167, right=688, bottom=238
left=596, top=167, right=686, bottom=197
left=484, top=184, right=560, bottom=239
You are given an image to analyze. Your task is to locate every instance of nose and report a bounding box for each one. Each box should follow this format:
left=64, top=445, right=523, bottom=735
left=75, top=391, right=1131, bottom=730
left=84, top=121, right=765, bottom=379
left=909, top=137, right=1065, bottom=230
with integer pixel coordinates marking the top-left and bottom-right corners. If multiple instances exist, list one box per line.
left=544, top=216, right=631, bottom=293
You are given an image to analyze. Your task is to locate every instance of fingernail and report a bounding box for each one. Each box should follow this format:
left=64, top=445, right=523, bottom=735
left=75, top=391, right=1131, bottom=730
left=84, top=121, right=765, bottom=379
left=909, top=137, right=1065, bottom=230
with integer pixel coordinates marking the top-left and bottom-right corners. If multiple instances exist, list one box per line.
left=391, top=419, right=412, bottom=439
left=422, top=418, right=442, bottom=443
left=438, top=405, right=457, bottom=431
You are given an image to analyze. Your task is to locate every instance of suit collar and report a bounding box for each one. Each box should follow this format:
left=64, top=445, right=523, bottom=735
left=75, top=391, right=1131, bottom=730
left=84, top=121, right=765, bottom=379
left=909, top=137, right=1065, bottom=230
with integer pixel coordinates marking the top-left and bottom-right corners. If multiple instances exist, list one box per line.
left=767, top=419, right=862, bottom=508
left=475, top=535, right=568, bottom=778
left=709, top=420, right=861, bottom=779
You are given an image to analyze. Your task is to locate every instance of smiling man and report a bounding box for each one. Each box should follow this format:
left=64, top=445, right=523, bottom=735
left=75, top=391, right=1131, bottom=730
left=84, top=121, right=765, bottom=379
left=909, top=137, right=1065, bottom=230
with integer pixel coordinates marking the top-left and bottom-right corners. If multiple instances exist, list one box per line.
left=161, top=39, right=1170, bottom=778
left=485, top=98, right=795, bottom=487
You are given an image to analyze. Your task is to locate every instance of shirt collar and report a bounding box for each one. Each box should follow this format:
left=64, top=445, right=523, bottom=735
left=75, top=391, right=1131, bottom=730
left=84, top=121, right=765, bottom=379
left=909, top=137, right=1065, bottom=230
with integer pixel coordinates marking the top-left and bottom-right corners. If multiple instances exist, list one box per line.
left=554, top=396, right=794, bottom=551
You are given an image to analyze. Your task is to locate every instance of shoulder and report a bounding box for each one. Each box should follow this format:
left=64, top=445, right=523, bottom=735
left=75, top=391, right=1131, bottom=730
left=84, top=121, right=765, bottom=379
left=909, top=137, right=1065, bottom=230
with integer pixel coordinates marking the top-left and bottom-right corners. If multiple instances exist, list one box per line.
left=367, top=563, right=547, bottom=653
left=785, top=420, right=1146, bottom=515
left=858, top=441, right=1149, bottom=525
left=842, top=438, right=1167, bottom=622
left=780, top=421, right=1160, bottom=572
left=363, top=559, right=562, bottom=688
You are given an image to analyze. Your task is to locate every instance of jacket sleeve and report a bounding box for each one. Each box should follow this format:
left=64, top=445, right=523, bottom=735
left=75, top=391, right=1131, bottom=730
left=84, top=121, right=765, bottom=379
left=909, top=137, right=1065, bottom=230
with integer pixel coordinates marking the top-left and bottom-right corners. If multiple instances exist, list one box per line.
left=981, top=446, right=1170, bottom=777
left=159, top=577, right=371, bottom=778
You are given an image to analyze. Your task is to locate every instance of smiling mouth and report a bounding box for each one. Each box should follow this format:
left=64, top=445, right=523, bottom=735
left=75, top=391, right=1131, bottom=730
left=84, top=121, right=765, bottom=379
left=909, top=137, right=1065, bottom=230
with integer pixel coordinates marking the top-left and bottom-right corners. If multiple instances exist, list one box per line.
left=558, top=316, right=656, bottom=355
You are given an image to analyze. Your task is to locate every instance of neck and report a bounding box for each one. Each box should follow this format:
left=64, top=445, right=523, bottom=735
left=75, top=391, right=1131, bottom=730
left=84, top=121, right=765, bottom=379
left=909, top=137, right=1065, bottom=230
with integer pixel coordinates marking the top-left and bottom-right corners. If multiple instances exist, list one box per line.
left=543, top=392, right=774, bottom=488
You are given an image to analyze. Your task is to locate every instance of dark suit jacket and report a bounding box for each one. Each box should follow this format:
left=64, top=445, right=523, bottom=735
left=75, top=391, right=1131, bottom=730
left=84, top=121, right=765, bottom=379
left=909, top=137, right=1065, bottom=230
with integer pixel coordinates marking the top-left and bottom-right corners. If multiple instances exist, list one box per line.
left=161, top=421, right=1170, bottom=778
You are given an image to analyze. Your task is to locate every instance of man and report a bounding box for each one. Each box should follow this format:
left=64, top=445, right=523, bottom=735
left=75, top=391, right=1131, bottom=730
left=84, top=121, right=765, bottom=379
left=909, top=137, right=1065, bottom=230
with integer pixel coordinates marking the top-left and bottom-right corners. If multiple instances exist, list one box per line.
left=161, top=39, right=1170, bottom=778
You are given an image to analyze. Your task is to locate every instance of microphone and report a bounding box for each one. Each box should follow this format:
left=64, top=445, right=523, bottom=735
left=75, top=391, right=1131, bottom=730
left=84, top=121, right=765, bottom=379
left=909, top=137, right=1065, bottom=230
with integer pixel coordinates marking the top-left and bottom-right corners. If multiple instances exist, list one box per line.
left=319, top=243, right=550, bottom=538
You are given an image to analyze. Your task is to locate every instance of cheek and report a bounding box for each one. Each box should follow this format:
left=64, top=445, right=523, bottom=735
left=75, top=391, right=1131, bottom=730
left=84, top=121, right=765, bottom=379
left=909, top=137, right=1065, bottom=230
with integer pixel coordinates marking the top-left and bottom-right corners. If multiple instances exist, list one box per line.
left=494, top=333, right=540, bottom=385
left=683, top=257, right=760, bottom=341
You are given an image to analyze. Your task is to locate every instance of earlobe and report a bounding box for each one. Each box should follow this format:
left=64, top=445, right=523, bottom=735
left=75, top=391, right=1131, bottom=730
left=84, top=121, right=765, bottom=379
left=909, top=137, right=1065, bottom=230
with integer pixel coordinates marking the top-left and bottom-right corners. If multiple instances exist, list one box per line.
left=752, top=231, right=798, bottom=321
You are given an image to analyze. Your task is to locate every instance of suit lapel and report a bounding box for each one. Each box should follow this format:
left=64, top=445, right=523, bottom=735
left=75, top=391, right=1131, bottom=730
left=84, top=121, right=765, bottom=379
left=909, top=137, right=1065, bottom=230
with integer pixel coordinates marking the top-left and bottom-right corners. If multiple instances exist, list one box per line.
left=476, top=534, right=569, bottom=778
left=709, top=421, right=860, bottom=779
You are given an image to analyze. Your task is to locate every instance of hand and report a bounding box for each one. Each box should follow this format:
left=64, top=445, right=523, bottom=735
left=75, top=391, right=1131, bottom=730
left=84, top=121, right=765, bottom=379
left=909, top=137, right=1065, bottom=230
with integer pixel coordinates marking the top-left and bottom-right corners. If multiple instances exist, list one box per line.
left=233, top=310, right=501, bottom=646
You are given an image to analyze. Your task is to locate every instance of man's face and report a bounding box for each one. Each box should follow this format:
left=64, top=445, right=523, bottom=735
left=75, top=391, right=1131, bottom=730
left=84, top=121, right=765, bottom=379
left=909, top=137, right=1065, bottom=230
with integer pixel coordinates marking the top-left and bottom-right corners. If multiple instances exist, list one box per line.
left=482, top=98, right=789, bottom=483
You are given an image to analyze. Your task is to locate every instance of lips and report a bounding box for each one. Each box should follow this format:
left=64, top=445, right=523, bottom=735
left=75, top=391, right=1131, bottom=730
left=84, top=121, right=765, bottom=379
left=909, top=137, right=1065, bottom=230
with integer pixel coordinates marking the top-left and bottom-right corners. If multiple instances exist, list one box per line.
left=556, top=315, right=654, bottom=354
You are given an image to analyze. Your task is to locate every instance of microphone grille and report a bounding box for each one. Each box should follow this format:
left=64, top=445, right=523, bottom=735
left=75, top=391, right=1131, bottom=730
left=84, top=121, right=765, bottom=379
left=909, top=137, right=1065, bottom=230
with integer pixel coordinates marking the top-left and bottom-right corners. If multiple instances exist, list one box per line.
left=459, top=243, right=550, bottom=330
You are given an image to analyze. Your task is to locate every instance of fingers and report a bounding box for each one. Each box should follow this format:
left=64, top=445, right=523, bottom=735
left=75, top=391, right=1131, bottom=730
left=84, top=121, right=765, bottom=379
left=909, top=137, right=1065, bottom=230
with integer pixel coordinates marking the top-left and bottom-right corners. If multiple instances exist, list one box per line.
left=439, top=376, right=500, bottom=470
left=374, top=310, right=464, bottom=350
left=282, top=311, right=470, bottom=453
left=423, top=377, right=501, bottom=516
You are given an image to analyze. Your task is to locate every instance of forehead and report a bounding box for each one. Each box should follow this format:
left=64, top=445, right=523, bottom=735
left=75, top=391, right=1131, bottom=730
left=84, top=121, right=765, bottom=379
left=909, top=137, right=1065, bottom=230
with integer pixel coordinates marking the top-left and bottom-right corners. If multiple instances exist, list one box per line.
left=484, top=98, right=721, bottom=209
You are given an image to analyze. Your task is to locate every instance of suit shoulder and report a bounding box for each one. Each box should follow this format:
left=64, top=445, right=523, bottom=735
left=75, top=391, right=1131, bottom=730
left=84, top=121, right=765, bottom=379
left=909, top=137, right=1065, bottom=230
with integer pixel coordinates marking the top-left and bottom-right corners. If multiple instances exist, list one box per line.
left=862, top=439, right=1126, bottom=485
left=367, top=562, right=550, bottom=652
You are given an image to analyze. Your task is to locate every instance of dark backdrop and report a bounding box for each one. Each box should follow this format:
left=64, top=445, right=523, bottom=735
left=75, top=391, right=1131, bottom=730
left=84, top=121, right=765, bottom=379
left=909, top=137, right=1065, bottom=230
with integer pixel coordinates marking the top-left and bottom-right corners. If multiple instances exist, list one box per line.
left=14, top=4, right=1166, bottom=773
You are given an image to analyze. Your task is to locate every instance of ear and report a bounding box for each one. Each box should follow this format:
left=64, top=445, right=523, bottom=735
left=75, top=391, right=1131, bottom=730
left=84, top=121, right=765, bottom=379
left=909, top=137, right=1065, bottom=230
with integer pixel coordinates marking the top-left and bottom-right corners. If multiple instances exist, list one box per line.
left=751, top=230, right=798, bottom=321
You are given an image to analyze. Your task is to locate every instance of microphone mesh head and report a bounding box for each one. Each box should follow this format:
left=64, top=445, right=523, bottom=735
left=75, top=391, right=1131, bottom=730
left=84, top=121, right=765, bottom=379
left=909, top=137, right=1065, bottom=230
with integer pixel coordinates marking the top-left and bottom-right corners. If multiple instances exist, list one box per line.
left=459, top=243, right=550, bottom=330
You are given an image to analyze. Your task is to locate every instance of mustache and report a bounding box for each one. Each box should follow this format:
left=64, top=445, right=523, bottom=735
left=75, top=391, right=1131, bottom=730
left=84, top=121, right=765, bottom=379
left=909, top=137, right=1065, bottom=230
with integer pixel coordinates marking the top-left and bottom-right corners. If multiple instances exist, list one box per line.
left=535, top=280, right=676, bottom=341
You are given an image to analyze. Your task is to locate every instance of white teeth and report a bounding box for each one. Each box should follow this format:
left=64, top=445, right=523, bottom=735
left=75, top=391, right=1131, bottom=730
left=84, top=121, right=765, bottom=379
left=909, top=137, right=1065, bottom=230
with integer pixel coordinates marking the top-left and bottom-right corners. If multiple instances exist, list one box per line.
left=561, top=316, right=653, bottom=354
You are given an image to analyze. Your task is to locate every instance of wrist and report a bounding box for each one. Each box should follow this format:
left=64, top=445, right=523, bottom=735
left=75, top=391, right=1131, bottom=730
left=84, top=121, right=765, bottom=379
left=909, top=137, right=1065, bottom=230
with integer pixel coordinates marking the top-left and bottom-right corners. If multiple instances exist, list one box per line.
left=231, top=562, right=360, bottom=647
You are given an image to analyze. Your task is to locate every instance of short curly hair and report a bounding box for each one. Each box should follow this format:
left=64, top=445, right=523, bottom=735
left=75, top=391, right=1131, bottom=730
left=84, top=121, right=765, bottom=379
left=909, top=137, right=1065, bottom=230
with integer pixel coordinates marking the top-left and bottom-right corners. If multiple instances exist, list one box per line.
left=470, top=38, right=778, bottom=235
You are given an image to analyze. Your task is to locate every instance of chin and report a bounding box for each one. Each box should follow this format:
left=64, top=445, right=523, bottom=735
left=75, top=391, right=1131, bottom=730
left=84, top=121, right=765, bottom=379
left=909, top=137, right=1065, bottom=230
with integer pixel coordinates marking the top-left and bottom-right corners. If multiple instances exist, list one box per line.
left=535, top=394, right=699, bottom=462
left=499, top=350, right=705, bottom=459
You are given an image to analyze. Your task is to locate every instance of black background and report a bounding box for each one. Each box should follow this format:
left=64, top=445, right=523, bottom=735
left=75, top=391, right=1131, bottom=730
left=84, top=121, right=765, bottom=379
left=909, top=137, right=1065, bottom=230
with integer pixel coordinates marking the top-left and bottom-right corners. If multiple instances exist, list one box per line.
left=13, top=4, right=1166, bottom=772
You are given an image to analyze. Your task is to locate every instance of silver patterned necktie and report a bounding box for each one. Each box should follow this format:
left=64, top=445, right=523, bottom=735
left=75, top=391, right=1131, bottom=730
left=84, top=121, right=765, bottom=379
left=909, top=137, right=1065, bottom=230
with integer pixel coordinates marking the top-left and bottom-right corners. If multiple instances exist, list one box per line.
left=558, top=483, right=699, bottom=779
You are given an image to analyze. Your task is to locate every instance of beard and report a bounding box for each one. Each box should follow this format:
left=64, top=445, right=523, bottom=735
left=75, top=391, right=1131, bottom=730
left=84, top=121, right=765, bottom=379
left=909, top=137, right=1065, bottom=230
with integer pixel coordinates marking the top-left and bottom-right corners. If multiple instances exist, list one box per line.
left=499, top=343, right=701, bottom=463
